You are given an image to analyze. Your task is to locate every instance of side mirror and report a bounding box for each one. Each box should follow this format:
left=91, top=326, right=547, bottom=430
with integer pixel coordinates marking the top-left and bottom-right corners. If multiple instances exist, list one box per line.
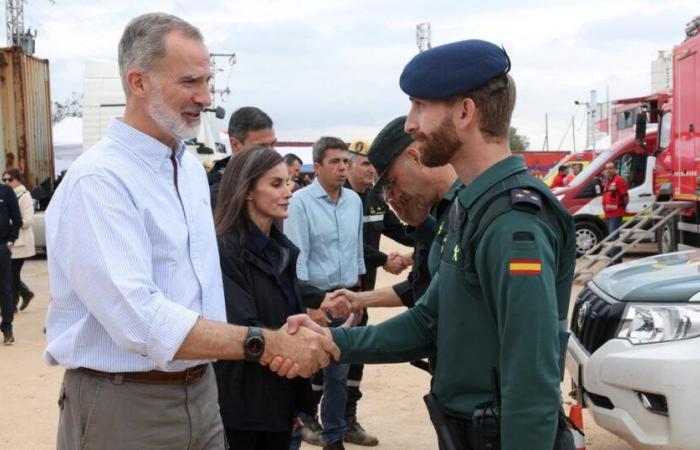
left=575, top=178, right=604, bottom=199
left=635, top=109, right=647, bottom=148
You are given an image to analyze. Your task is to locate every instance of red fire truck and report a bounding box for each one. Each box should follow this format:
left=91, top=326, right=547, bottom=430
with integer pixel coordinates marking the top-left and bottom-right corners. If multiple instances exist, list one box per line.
left=553, top=19, right=699, bottom=256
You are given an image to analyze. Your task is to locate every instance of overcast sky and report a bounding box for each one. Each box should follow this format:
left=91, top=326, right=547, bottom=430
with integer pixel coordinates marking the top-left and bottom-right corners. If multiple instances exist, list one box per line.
left=9, top=0, right=698, bottom=150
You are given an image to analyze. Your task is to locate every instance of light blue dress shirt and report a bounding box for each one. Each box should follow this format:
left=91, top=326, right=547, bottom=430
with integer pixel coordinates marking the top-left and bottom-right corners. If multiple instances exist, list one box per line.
left=284, top=178, right=365, bottom=291
left=44, top=119, right=226, bottom=372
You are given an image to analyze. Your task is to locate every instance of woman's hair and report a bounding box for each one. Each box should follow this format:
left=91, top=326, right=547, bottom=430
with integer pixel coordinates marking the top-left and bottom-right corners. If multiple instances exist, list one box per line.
left=4, top=168, right=22, bottom=184
left=214, top=145, right=284, bottom=239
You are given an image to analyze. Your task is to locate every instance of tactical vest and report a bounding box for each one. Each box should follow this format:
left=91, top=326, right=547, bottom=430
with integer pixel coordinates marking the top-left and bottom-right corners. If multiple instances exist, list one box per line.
left=445, top=171, right=574, bottom=379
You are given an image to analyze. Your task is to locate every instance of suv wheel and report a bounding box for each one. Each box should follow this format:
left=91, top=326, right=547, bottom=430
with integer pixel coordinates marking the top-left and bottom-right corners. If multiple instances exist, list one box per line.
left=576, top=221, right=604, bottom=257
left=658, top=218, right=678, bottom=254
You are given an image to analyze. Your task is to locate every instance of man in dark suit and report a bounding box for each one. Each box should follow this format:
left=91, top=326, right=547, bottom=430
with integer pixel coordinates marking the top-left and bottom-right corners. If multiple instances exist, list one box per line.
left=0, top=181, right=22, bottom=344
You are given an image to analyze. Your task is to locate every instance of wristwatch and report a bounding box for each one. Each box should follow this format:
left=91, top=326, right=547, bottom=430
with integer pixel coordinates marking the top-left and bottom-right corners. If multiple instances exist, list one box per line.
left=244, top=326, right=265, bottom=362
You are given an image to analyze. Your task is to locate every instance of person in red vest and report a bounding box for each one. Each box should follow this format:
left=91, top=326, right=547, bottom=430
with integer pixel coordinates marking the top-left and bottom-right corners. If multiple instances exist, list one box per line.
left=564, top=163, right=581, bottom=185
left=549, top=165, right=569, bottom=189
left=602, top=162, right=629, bottom=260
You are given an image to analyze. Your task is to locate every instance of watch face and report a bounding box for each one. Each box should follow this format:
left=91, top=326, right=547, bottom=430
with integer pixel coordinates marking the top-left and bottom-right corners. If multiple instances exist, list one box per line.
left=246, top=337, right=264, bottom=356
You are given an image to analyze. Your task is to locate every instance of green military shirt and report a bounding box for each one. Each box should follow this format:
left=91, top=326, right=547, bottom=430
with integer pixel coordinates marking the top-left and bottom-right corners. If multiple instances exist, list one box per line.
left=331, top=156, right=576, bottom=450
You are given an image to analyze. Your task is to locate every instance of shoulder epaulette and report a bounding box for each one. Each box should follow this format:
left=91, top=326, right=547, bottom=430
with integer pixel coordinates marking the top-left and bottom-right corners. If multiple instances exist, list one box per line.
left=510, top=188, right=542, bottom=210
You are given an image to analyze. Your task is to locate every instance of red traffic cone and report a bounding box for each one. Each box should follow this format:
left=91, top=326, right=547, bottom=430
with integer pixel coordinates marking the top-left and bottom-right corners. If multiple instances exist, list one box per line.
left=568, top=404, right=586, bottom=450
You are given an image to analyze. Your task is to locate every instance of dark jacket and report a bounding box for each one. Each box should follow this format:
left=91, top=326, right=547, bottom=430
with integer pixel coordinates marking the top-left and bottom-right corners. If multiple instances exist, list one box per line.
left=350, top=183, right=414, bottom=291
left=392, top=237, right=431, bottom=308
left=213, top=222, right=313, bottom=432
left=0, top=184, right=22, bottom=243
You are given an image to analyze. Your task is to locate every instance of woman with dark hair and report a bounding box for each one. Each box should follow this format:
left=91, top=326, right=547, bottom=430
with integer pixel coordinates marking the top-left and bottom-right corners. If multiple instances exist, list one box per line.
left=3, top=168, right=35, bottom=311
left=213, top=146, right=312, bottom=449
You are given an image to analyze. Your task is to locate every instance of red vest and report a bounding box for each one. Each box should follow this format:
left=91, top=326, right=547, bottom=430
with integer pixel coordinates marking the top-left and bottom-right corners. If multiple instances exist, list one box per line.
left=602, top=175, right=628, bottom=218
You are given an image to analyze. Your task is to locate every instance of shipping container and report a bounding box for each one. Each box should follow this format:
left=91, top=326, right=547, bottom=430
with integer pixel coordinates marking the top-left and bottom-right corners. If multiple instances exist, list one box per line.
left=0, top=47, right=54, bottom=190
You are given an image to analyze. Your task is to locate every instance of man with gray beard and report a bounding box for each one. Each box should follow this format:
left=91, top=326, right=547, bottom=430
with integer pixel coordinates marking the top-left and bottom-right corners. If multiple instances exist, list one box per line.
left=44, top=13, right=339, bottom=450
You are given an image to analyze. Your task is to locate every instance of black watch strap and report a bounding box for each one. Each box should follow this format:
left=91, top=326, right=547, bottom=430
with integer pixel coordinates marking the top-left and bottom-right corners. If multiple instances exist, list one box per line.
left=244, top=326, right=265, bottom=362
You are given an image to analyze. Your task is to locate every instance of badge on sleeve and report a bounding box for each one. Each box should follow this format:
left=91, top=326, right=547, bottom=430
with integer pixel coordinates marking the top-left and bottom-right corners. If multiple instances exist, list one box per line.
left=509, top=259, right=542, bottom=275
left=510, top=188, right=542, bottom=209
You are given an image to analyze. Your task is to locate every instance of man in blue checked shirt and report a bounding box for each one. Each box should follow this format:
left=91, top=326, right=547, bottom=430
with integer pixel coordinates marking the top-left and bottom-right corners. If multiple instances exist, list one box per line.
left=44, top=13, right=338, bottom=450
left=284, top=137, right=365, bottom=450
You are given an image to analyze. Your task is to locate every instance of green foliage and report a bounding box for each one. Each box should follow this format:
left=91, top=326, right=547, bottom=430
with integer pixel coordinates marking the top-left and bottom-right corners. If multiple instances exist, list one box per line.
left=509, top=126, right=530, bottom=151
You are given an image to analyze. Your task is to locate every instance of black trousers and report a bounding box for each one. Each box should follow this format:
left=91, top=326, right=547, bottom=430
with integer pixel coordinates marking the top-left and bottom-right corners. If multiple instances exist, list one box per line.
left=345, top=308, right=369, bottom=420
left=225, top=428, right=291, bottom=450
left=10, top=257, right=30, bottom=306
left=0, top=246, right=14, bottom=333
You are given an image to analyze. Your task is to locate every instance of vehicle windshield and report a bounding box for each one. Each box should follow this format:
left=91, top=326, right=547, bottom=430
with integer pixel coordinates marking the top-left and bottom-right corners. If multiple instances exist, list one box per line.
left=568, top=148, right=613, bottom=188
left=543, top=161, right=565, bottom=182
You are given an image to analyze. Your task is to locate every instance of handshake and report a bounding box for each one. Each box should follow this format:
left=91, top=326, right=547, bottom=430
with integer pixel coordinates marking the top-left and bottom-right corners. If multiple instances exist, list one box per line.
left=261, top=314, right=348, bottom=378
left=382, top=251, right=412, bottom=275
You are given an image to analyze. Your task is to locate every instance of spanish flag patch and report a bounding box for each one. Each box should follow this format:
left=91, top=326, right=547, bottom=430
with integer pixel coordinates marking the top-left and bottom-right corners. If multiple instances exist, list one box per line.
left=509, top=259, right=542, bottom=275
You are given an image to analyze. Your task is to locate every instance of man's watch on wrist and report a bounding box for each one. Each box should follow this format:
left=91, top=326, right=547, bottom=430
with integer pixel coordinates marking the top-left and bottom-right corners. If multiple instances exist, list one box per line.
left=244, top=326, right=265, bottom=362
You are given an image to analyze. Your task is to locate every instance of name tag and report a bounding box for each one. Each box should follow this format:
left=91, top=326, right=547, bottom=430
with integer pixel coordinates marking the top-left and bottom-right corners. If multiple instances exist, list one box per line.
left=363, top=214, right=384, bottom=223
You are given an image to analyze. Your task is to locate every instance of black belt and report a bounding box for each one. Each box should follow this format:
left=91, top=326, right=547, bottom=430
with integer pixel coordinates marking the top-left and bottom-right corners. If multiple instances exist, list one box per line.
left=79, top=364, right=208, bottom=385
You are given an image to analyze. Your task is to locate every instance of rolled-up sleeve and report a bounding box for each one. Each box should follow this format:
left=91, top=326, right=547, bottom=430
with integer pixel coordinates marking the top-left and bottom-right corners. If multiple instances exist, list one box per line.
left=58, top=175, right=198, bottom=367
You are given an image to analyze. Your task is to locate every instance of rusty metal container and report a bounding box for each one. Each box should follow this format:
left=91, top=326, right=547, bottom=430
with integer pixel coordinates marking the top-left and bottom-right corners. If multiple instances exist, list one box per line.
left=0, top=47, right=54, bottom=190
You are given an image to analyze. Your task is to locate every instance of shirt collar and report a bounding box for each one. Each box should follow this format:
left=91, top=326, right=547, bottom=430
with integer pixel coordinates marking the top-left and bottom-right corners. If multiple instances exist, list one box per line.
left=458, top=155, right=528, bottom=209
left=106, top=118, right=186, bottom=173
left=310, top=177, right=346, bottom=203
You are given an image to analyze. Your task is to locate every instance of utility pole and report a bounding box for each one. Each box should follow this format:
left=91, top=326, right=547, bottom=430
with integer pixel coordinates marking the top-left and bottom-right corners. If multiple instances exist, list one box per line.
left=5, top=0, right=49, bottom=54
left=209, top=52, right=236, bottom=107
left=6, top=0, right=23, bottom=46
left=542, top=113, right=549, bottom=151
left=416, top=23, right=431, bottom=53
left=588, top=89, right=597, bottom=149
left=572, top=115, right=576, bottom=152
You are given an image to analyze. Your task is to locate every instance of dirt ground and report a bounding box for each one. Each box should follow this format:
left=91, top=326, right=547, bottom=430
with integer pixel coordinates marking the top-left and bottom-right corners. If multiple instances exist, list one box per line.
left=0, top=240, right=635, bottom=450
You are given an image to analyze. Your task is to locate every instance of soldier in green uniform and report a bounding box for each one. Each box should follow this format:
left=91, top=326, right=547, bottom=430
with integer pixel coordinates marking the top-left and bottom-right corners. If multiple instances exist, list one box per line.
left=277, top=39, right=576, bottom=450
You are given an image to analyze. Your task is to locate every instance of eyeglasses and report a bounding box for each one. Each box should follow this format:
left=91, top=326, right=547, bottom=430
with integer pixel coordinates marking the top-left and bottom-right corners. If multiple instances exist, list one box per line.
left=2, top=178, right=11, bottom=182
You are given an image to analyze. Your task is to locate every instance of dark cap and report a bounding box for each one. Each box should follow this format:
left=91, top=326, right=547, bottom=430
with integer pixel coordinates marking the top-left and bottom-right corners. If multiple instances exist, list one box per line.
left=399, top=39, right=510, bottom=99
left=367, top=116, right=413, bottom=182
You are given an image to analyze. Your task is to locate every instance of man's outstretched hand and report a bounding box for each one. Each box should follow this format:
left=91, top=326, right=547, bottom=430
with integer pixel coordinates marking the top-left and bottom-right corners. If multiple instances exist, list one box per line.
left=260, top=315, right=340, bottom=379
left=263, top=314, right=352, bottom=378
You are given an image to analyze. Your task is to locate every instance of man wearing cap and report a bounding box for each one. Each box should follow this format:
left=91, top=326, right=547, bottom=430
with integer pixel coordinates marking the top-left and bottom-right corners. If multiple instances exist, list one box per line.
left=332, top=119, right=458, bottom=312
left=285, top=39, right=576, bottom=449
left=338, top=139, right=414, bottom=446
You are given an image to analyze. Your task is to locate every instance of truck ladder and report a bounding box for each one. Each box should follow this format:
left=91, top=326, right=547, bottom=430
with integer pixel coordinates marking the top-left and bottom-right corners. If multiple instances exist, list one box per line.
left=574, top=201, right=692, bottom=283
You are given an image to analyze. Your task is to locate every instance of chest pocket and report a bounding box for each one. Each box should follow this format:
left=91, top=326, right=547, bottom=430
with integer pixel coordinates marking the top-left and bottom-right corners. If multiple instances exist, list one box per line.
left=439, top=200, right=481, bottom=286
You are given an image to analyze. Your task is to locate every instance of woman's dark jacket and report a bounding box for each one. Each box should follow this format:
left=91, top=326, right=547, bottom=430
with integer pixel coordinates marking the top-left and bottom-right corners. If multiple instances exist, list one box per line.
left=214, top=222, right=313, bottom=432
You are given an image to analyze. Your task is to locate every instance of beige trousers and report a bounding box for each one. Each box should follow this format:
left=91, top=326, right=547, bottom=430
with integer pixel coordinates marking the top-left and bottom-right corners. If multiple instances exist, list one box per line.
left=57, top=365, right=226, bottom=450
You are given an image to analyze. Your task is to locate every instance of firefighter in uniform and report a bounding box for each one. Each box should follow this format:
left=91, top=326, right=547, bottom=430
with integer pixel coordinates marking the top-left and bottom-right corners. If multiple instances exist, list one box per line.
left=321, top=40, right=577, bottom=449
left=602, top=161, right=628, bottom=261
left=341, top=140, right=415, bottom=446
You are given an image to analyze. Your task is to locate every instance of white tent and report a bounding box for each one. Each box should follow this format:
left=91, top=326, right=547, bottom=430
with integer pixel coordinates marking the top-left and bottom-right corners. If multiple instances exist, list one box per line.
left=53, top=117, right=83, bottom=173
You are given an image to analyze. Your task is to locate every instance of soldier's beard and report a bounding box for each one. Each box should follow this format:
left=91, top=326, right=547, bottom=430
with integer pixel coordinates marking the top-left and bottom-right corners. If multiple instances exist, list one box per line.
left=414, top=117, right=461, bottom=168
